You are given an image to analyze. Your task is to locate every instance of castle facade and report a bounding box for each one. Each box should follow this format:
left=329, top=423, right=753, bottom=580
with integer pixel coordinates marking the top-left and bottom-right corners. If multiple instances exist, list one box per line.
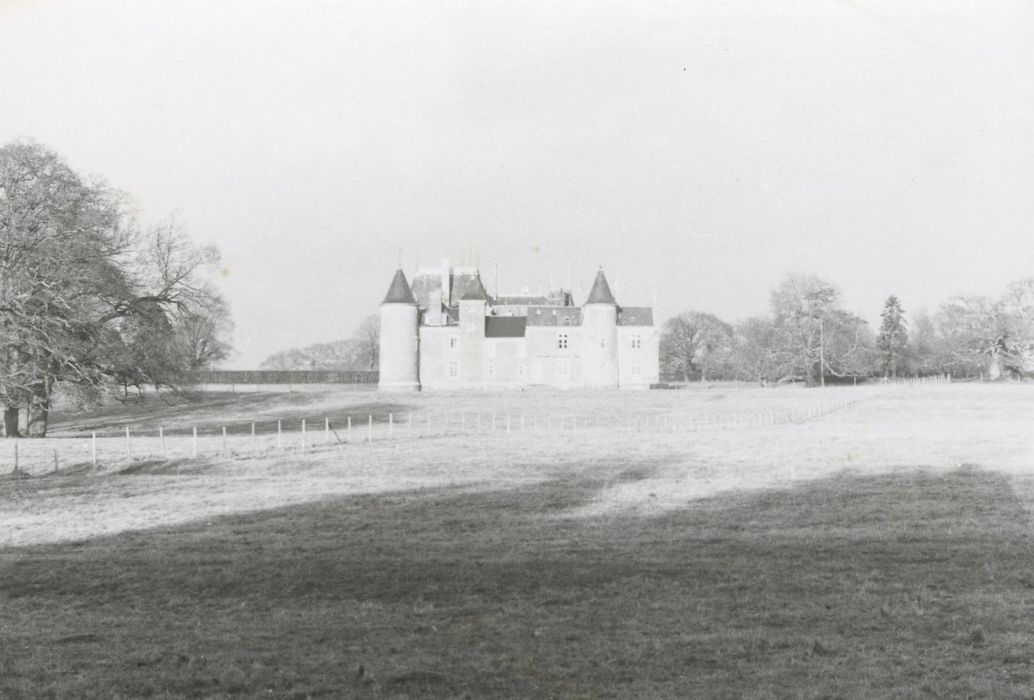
left=378, top=260, right=659, bottom=391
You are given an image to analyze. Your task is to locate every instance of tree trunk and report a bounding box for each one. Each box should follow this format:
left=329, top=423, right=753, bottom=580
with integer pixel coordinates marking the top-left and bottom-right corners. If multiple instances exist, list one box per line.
left=27, top=385, right=49, bottom=438
left=3, top=406, right=20, bottom=438
left=818, top=319, right=825, bottom=387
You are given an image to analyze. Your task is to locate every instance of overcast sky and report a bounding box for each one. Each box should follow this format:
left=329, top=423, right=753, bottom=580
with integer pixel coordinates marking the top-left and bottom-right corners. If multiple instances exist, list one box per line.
left=2, top=1, right=1032, bottom=368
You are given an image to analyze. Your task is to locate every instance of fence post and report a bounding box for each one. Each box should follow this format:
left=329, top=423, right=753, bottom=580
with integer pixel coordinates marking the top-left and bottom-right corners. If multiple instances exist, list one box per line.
left=389, top=413, right=393, bottom=438
left=277, top=420, right=282, bottom=449
left=91, top=432, right=97, bottom=466
left=325, top=417, right=330, bottom=444
left=222, top=426, right=228, bottom=453
left=301, top=419, right=306, bottom=451
left=347, top=416, right=352, bottom=442
left=251, top=422, right=256, bottom=446
left=53, top=448, right=59, bottom=473
left=160, top=426, right=166, bottom=458
left=368, top=415, right=372, bottom=442
left=192, top=426, right=198, bottom=458
left=125, top=426, right=131, bottom=460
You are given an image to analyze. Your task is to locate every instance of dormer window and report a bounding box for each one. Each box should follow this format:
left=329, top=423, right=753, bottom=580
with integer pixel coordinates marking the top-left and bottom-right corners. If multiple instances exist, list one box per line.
left=557, top=333, right=568, bottom=350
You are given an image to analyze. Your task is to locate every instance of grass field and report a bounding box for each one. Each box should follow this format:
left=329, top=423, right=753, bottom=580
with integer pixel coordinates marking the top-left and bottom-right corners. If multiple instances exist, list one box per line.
left=2, top=382, right=1034, bottom=697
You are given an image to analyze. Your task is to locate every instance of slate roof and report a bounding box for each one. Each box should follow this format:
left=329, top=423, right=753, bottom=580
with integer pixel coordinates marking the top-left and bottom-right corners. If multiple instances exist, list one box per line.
left=410, top=273, right=443, bottom=309
left=585, top=269, right=617, bottom=305
left=460, top=273, right=489, bottom=301
left=448, top=270, right=477, bottom=302
left=382, top=269, right=417, bottom=304
left=526, top=306, right=583, bottom=327
left=617, top=307, right=653, bottom=326
left=492, top=295, right=549, bottom=306
left=485, top=316, right=527, bottom=338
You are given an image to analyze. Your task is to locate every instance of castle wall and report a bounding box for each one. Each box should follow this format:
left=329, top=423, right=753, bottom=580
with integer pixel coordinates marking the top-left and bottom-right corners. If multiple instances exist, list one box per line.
left=418, top=325, right=461, bottom=389
left=458, top=299, right=486, bottom=387
left=582, top=304, right=619, bottom=387
left=484, top=338, right=526, bottom=386
left=378, top=303, right=419, bottom=391
left=525, top=327, right=584, bottom=386
left=617, top=325, right=659, bottom=389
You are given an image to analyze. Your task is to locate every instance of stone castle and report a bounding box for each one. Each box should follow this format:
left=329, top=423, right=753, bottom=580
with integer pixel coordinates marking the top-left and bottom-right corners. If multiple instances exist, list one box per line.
left=378, top=260, right=659, bottom=390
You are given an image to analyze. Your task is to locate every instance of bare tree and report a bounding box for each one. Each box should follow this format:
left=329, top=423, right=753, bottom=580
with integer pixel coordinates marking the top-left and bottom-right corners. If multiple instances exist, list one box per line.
left=0, top=142, right=231, bottom=436
left=351, top=314, right=379, bottom=371
left=768, top=274, right=872, bottom=386
left=729, top=316, right=779, bottom=383
left=259, top=315, right=378, bottom=372
left=659, top=311, right=733, bottom=381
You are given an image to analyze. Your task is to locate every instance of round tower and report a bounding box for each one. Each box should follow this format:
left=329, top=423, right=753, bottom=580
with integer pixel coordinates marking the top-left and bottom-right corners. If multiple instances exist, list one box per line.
left=378, top=268, right=420, bottom=391
left=583, top=268, right=619, bottom=388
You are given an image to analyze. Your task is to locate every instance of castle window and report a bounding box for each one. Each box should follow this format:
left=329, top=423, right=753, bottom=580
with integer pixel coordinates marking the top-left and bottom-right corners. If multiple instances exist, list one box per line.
left=518, top=364, right=525, bottom=378
left=557, top=333, right=568, bottom=350
left=631, top=334, right=641, bottom=350
left=449, top=336, right=457, bottom=350
left=449, top=361, right=458, bottom=378
left=600, top=338, right=606, bottom=349
left=487, top=363, right=495, bottom=377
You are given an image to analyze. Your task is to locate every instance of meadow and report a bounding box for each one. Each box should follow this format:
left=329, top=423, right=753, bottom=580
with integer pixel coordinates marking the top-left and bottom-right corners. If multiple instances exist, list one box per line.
left=1, top=382, right=1033, bottom=698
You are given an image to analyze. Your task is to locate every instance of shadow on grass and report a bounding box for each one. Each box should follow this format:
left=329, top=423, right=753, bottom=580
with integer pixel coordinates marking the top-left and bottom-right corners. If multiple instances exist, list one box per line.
left=2, top=467, right=1034, bottom=698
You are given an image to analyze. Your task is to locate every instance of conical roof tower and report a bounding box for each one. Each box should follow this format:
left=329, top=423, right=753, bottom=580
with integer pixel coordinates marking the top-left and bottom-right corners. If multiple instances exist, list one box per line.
left=382, top=268, right=417, bottom=305
left=585, top=268, right=617, bottom=305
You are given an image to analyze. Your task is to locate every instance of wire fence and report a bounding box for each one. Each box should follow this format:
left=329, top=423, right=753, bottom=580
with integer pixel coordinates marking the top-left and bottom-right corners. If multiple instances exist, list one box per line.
left=1, top=375, right=952, bottom=477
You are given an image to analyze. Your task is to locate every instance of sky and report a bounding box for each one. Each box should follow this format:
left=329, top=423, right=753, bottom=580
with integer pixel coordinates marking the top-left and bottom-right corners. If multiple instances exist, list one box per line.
left=1, top=0, right=1032, bottom=368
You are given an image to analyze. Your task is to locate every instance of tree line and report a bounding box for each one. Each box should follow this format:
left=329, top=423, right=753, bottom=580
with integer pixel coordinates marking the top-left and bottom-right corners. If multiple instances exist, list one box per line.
left=661, top=273, right=1034, bottom=385
left=1, top=141, right=232, bottom=437
left=259, top=315, right=379, bottom=372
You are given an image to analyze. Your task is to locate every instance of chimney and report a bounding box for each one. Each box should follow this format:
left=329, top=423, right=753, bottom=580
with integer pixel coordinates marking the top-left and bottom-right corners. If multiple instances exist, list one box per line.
left=440, top=258, right=450, bottom=306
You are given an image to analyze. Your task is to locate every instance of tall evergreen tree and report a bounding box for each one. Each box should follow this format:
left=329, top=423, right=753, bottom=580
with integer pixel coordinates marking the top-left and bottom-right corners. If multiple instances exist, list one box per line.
left=876, top=295, right=909, bottom=378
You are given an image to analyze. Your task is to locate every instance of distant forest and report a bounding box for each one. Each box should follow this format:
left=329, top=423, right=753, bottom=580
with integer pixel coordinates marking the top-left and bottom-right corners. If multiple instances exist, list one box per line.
left=659, top=273, right=1034, bottom=385
left=260, top=315, right=379, bottom=373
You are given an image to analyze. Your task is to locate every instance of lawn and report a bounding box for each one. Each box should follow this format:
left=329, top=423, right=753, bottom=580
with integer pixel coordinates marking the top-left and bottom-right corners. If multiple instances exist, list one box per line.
left=1, top=383, right=1033, bottom=697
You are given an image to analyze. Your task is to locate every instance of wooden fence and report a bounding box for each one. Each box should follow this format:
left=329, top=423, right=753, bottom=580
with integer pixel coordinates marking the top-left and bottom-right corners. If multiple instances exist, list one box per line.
left=0, top=375, right=952, bottom=476
left=188, top=370, right=378, bottom=385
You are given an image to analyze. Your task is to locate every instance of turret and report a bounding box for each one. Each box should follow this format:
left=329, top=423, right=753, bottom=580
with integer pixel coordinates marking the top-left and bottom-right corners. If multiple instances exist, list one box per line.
left=582, top=268, right=619, bottom=387
left=458, top=272, right=488, bottom=386
left=378, top=268, right=420, bottom=391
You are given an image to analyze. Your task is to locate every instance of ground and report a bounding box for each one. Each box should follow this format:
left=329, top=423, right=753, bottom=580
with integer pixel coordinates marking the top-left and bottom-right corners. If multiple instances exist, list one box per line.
left=1, top=382, right=1033, bottom=698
